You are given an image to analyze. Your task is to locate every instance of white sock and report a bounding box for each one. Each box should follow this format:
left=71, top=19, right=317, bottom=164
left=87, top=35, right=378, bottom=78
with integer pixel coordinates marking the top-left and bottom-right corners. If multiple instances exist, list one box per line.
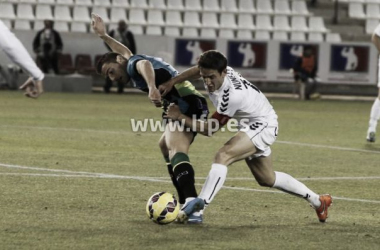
left=273, top=171, right=321, bottom=208
left=368, top=98, right=380, bottom=133
left=198, top=163, right=228, bottom=205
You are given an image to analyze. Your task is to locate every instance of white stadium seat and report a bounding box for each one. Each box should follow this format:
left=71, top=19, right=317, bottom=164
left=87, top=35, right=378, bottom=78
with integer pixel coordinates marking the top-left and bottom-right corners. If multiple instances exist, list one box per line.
left=308, top=32, right=324, bottom=42
left=239, top=0, right=256, bottom=13
left=326, top=33, right=342, bottom=42
left=71, top=22, right=87, bottom=32
left=219, top=29, right=235, bottom=39
left=255, top=30, right=271, bottom=40
left=274, top=0, right=291, bottom=15
left=146, top=26, right=162, bottom=35
left=366, top=3, right=380, bottom=18
left=292, top=0, right=309, bottom=15
left=220, top=13, right=237, bottom=29
left=128, top=25, right=144, bottom=35
left=147, top=10, right=164, bottom=26
left=112, top=0, right=129, bottom=8
left=2, top=19, right=12, bottom=29
left=93, top=0, right=111, bottom=7
left=237, top=30, right=253, bottom=39
left=150, top=0, right=166, bottom=10
left=366, top=19, right=379, bottom=34
left=56, top=0, right=74, bottom=5
left=34, top=20, right=44, bottom=30
left=129, top=9, right=146, bottom=25
left=35, top=5, right=53, bottom=20
left=92, top=7, right=109, bottom=22
left=164, top=27, right=180, bottom=36
left=38, top=0, right=55, bottom=4
left=54, top=6, right=72, bottom=21
left=167, top=0, right=184, bottom=10
left=238, top=14, right=255, bottom=30
left=166, top=11, right=183, bottom=26
left=256, top=0, right=273, bottom=14
left=349, top=3, right=365, bottom=18
left=17, top=4, right=35, bottom=20
left=75, top=0, right=92, bottom=6
left=14, top=20, right=31, bottom=30
left=290, top=31, right=306, bottom=41
left=0, top=3, right=16, bottom=19
left=273, top=31, right=288, bottom=41
left=309, top=17, right=328, bottom=33
left=73, top=6, right=90, bottom=22
left=202, top=13, right=219, bottom=28
left=203, top=0, right=220, bottom=12
left=274, top=16, right=291, bottom=31
left=110, top=8, right=127, bottom=23
left=130, top=0, right=148, bottom=9
left=20, top=0, right=37, bottom=3
left=185, top=0, right=201, bottom=11
left=182, top=27, right=199, bottom=37
left=200, top=28, right=217, bottom=38
left=291, top=16, right=308, bottom=32
left=220, top=0, right=238, bottom=12
left=184, top=12, right=201, bottom=27
left=256, top=15, right=272, bottom=30
left=54, top=21, right=69, bottom=32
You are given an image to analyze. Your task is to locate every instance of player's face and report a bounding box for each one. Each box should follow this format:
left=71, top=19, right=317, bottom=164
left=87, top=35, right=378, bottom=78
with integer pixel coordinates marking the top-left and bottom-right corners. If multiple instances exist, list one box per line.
left=199, top=67, right=226, bottom=93
left=101, top=62, right=129, bottom=84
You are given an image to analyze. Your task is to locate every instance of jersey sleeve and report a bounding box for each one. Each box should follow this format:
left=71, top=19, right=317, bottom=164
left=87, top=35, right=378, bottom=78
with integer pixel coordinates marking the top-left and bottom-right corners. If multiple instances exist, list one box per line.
left=217, top=88, right=241, bottom=118
left=126, top=54, right=145, bottom=80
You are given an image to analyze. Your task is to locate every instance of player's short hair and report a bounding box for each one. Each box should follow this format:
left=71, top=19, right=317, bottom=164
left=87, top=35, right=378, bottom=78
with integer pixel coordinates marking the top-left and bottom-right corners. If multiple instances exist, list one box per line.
left=96, top=52, right=119, bottom=75
left=198, top=50, right=228, bottom=74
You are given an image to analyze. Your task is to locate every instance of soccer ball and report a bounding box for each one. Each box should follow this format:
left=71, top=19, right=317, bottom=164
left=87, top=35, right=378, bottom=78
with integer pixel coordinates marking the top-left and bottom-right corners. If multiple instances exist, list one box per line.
left=146, top=192, right=179, bottom=225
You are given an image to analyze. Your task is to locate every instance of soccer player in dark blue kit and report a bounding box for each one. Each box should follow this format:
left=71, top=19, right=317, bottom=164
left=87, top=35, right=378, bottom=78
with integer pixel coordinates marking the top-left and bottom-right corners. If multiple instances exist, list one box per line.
left=92, top=14, right=208, bottom=223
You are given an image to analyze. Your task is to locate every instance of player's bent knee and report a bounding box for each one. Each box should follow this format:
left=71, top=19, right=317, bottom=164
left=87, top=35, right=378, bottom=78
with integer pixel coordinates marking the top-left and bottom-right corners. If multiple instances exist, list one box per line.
left=214, top=150, right=234, bottom=166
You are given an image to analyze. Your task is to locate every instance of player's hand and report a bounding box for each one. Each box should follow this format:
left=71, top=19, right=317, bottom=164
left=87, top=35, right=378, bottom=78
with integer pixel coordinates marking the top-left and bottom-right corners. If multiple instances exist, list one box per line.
left=158, top=80, right=175, bottom=97
left=165, top=103, right=181, bottom=120
left=149, top=88, right=162, bottom=107
left=19, top=77, right=44, bottom=99
left=91, top=13, right=107, bottom=37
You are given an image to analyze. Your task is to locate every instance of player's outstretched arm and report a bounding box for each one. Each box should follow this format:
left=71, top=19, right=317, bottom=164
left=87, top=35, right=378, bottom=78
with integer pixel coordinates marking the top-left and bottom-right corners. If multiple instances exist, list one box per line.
left=91, top=13, right=133, bottom=59
left=159, top=66, right=201, bottom=96
left=136, top=60, right=162, bottom=107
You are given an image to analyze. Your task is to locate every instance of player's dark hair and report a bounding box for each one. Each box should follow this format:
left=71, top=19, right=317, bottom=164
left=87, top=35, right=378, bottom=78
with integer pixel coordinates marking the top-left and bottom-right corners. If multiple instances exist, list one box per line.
left=198, top=50, right=228, bottom=74
left=95, top=52, right=119, bottom=75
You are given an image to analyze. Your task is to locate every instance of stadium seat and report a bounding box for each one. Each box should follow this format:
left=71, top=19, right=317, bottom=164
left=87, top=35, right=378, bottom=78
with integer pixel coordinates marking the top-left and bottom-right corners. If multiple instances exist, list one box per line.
left=71, top=22, right=87, bottom=32
left=256, top=0, right=273, bottom=14
left=112, top=0, right=129, bottom=7
left=184, top=12, right=201, bottom=27
left=130, top=0, right=148, bottom=9
left=256, top=15, right=272, bottom=30
left=19, top=0, right=37, bottom=3
left=14, top=20, right=31, bottom=30
left=182, top=27, right=199, bottom=37
left=58, top=54, right=75, bottom=74
left=56, top=0, right=74, bottom=5
left=309, top=17, right=328, bottom=33
left=147, top=10, right=164, bottom=26
left=75, top=0, right=92, bottom=6
left=73, top=6, right=91, bottom=22
left=146, top=26, right=162, bottom=35
left=202, top=13, right=219, bottom=28
left=110, top=8, right=127, bottom=23
left=203, top=0, right=220, bottom=12
left=75, top=54, right=95, bottom=74
left=35, top=5, right=53, bottom=20
left=54, top=21, right=69, bottom=32
left=164, top=27, right=180, bottom=36
left=128, top=25, right=144, bottom=34
left=166, top=11, right=183, bottom=26
left=220, top=0, right=238, bottom=12
left=220, top=13, right=237, bottom=29
left=366, top=3, right=380, bottom=18
left=92, top=7, right=109, bottom=23
left=237, top=30, right=253, bottom=39
left=238, top=14, right=255, bottom=30
left=238, top=0, right=256, bottom=13
left=185, top=0, right=201, bottom=10
left=149, top=0, right=166, bottom=10
left=219, top=29, right=235, bottom=39
left=17, top=4, right=35, bottom=20
left=366, top=19, right=379, bottom=34
left=274, top=16, right=291, bottom=31
left=291, top=16, right=308, bottom=32
left=290, top=32, right=306, bottom=41
left=349, top=3, right=365, bottom=18
left=38, top=0, right=55, bottom=4
left=93, top=0, right=111, bottom=6
left=292, top=0, right=309, bottom=15
left=129, top=9, right=146, bottom=25
left=54, top=6, right=72, bottom=21
left=273, top=31, right=288, bottom=41
left=326, top=33, right=342, bottom=42
left=274, top=0, right=291, bottom=15
left=34, top=20, right=44, bottom=30
left=167, top=0, right=184, bottom=10
left=1, top=19, right=12, bottom=29
left=200, top=28, right=217, bottom=38
left=308, top=32, right=324, bottom=42
left=0, top=3, right=16, bottom=19
left=255, top=30, right=271, bottom=40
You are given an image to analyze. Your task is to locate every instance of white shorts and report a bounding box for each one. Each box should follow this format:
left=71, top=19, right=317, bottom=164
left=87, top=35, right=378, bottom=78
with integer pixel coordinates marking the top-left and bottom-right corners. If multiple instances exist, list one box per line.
left=377, top=56, right=380, bottom=87
left=241, top=121, right=278, bottom=158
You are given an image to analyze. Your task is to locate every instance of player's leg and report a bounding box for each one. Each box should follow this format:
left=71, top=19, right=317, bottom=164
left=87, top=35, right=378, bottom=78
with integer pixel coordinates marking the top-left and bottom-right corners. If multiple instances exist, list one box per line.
left=367, top=87, right=380, bottom=142
left=158, top=133, right=185, bottom=205
left=246, top=156, right=332, bottom=222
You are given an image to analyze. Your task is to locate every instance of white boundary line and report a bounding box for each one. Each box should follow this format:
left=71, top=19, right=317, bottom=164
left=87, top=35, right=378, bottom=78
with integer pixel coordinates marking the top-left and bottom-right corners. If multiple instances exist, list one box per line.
left=1, top=163, right=380, bottom=204
left=2, top=124, right=380, bottom=155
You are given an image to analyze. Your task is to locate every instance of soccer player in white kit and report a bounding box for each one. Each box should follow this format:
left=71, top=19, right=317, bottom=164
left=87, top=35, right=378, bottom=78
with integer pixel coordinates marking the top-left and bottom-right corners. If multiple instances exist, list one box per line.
left=0, top=20, right=44, bottom=98
left=162, top=50, right=332, bottom=224
left=366, top=24, right=380, bottom=142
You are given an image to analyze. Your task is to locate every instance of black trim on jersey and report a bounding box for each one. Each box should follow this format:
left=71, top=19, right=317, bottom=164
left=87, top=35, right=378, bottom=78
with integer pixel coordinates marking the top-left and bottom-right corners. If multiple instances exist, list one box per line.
left=219, top=88, right=230, bottom=113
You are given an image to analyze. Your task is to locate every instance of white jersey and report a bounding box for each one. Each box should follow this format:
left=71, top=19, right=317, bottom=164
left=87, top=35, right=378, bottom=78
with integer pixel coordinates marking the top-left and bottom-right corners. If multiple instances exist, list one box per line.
left=0, top=20, right=44, bottom=81
left=207, top=67, right=278, bottom=126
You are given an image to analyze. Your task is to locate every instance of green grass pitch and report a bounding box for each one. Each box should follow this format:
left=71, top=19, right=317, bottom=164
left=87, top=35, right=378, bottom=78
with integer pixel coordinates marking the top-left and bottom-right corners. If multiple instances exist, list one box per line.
left=0, top=91, right=379, bottom=250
